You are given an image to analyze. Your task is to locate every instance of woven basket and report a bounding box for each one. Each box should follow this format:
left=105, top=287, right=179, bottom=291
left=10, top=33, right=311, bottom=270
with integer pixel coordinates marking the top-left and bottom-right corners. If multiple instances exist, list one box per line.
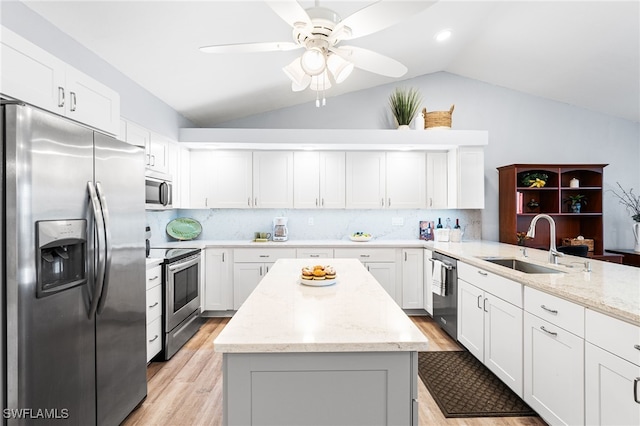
left=422, top=105, right=455, bottom=129
left=562, top=238, right=594, bottom=252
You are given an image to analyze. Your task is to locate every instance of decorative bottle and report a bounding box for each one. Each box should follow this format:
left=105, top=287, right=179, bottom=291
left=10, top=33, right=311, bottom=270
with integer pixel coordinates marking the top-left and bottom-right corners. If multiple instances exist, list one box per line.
left=436, top=218, right=443, bottom=229
left=454, top=219, right=461, bottom=229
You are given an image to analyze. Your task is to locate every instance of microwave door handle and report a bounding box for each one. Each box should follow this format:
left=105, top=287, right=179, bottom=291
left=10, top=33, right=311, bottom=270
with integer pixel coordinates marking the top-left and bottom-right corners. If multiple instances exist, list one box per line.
left=160, top=182, right=169, bottom=206
left=95, top=182, right=112, bottom=315
left=87, top=181, right=106, bottom=319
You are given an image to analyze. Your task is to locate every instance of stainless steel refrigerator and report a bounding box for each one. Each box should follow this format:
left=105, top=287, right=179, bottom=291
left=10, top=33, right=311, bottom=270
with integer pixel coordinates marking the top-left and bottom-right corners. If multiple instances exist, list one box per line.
left=1, top=102, right=147, bottom=425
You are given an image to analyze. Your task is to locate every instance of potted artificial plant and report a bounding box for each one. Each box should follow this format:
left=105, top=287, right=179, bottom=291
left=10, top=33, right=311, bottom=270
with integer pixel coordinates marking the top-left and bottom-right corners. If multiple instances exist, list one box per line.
left=565, top=194, right=587, bottom=213
left=389, top=87, right=422, bottom=129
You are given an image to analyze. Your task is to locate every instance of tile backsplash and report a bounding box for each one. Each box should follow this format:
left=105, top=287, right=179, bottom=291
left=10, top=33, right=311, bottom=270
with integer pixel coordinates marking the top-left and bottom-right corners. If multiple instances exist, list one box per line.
left=147, top=209, right=482, bottom=245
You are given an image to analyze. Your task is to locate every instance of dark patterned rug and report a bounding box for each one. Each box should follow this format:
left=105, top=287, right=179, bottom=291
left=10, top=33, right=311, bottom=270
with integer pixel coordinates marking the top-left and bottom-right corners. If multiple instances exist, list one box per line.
left=418, top=351, right=537, bottom=418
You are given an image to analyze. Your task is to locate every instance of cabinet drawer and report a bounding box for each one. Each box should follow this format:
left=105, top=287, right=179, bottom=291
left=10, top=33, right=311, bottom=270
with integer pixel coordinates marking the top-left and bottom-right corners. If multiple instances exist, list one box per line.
left=524, top=286, right=584, bottom=337
left=296, top=248, right=334, bottom=259
left=458, top=262, right=522, bottom=308
left=146, top=317, right=162, bottom=362
left=334, top=248, right=396, bottom=262
left=146, top=265, right=162, bottom=290
left=146, top=284, right=162, bottom=324
left=586, top=309, right=640, bottom=365
left=234, top=248, right=297, bottom=263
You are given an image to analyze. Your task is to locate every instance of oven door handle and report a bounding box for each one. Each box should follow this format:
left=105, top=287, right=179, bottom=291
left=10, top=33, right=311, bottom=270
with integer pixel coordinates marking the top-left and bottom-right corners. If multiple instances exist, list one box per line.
left=168, top=255, right=200, bottom=272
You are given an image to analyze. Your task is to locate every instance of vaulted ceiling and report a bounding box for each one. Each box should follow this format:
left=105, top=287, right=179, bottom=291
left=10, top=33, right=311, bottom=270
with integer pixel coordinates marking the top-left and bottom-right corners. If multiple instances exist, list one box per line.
left=21, top=1, right=640, bottom=126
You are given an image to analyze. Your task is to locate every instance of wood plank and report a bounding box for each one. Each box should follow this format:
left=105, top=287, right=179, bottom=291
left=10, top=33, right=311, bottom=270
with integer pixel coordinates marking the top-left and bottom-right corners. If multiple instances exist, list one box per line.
left=123, top=316, right=547, bottom=426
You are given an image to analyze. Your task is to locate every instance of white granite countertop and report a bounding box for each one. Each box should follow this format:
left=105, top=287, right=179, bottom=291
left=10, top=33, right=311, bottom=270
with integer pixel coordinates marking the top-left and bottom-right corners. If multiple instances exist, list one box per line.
left=213, top=258, right=430, bottom=353
left=153, top=238, right=639, bottom=325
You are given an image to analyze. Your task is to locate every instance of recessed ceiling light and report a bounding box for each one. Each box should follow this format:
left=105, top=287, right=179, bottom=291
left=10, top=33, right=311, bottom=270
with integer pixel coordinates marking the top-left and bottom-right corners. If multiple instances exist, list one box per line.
left=435, top=29, right=452, bottom=42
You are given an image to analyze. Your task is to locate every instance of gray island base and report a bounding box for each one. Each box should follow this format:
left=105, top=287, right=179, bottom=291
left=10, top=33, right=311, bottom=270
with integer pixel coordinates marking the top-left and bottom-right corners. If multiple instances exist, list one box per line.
left=214, top=258, right=429, bottom=425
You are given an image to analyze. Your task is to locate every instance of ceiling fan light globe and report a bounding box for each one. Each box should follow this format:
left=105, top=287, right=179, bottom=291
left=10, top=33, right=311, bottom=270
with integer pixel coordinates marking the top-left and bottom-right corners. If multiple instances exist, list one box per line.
left=283, top=57, right=308, bottom=86
left=301, top=48, right=326, bottom=76
left=327, top=54, right=354, bottom=83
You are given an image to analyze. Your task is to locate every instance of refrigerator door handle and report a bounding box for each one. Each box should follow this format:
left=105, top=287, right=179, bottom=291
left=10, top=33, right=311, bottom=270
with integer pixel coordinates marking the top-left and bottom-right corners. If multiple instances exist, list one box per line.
left=87, top=181, right=107, bottom=319
left=95, top=182, right=113, bottom=315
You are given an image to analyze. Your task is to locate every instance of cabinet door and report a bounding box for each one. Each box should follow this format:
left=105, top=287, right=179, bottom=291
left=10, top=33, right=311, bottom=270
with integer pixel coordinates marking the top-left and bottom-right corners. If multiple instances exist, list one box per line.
left=233, top=263, right=264, bottom=310
left=458, top=279, right=484, bottom=362
left=456, top=146, right=485, bottom=209
left=423, top=250, right=433, bottom=315
left=345, top=152, right=386, bottom=209
left=148, top=133, right=169, bottom=173
left=1, top=26, right=66, bottom=116
left=125, top=121, right=152, bottom=171
left=484, top=294, right=523, bottom=397
left=293, top=151, right=320, bottom=208
left=65, top=65, right=120, bottom=136
left=320, top=152, right=346, bottom=208
left=178, top=144, right=191, bottom=208
left=426, top=152, right=449, bottom=209
left=189, top=150, right=215, bottom=208
left=210, top=151, right=253, bottom=208
left=365, top=262, right=397, bottom=303
left=204, top=249, right=232, bottom=311
left=386, top=152, right=426, bottom=209
left=253, top=151, right=294, bottom=208
left=401, top=249, right=424, bottom=309
left=524, top=312, right=584, bottom=426
left=585, top=342, right=640, bottom=426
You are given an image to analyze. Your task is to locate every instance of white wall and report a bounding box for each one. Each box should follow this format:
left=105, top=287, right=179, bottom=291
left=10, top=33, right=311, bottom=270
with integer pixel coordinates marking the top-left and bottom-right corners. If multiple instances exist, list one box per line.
left=0, top=1, right=194, bottom=140
left=221, top=72, right=640, bottom=250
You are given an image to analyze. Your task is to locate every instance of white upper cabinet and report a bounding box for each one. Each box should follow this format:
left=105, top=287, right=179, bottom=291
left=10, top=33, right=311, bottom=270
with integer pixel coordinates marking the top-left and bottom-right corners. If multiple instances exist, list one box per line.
left=148, top=133, right=169, bottom=174
left=294, top=151, right=345, bottom=209
left=386, top=152, right=426, bottom=209
left=167, top=141, right=190, bottom=208
left=252, top=151, right=294, bottom=208
left=426, top=152, right=449, bottom=209
left=345, top=152, right=386, bottom=209
left=449, top=146, right=485, bottom=209
left=1, top=26, right=120, bottom=135
left=190, top=150, right=252, bottom=209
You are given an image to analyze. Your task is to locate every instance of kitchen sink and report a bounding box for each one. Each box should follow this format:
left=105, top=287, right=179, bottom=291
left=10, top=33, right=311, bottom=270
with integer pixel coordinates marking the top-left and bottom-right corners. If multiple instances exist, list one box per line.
left=480, top=257, right=564, bottom=274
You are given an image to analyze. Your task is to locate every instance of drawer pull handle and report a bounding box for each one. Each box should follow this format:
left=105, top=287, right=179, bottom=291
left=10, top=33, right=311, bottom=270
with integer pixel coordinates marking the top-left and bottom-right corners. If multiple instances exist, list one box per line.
left=149, top=275, right=159, bottom=281
left=360, top=254, right=370, bottom=258
left=148, top=335, right=159, bottom=343
left=634, top=344, right=640, bottom=351
left=310, top=254, right=320, bottom=258
left=148, top=302, right=159, bottom=308
left=634, top=377, right=640, bottom=404
left=540, top=304, right=558, bottom=314
left=477, top=270, right=488, bottom=276
left=540, top=326, right=558, bottom=336
left=259, top=255, right=269, bottom=258
left=483, top=297, right=489, bottom=313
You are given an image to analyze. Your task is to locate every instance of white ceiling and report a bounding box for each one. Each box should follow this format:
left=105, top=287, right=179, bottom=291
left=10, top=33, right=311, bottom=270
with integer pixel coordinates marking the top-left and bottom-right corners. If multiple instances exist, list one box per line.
left=21, top=0, right=640, bottom=126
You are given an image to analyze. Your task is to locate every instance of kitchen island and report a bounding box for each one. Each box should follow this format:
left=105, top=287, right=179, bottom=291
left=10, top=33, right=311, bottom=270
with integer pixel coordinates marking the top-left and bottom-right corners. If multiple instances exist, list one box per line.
left=214, top=258, right=429, bottom=425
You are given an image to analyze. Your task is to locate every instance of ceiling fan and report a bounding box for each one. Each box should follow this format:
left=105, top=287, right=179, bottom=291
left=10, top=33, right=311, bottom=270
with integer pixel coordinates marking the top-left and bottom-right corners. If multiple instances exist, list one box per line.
left=200, top=0, right=436, bottom=105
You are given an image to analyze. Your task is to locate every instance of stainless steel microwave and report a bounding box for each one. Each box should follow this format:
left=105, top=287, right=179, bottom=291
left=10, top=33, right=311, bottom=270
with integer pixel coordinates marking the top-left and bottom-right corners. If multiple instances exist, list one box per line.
left=145, top=170, right=173, bottom=210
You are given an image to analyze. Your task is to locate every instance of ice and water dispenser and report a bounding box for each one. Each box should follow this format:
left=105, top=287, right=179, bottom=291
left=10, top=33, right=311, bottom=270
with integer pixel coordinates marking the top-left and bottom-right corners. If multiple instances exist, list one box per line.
left=36, top=219, right=87, bottom=298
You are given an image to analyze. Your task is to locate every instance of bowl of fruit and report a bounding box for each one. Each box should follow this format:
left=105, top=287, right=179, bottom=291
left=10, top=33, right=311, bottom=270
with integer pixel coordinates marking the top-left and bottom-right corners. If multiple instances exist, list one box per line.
left=349, top=231, right=373, bottom=242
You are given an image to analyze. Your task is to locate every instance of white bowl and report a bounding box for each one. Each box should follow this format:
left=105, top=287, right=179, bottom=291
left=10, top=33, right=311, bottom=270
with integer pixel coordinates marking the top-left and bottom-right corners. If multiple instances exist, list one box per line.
left=349, top=235, right=373, bottom=242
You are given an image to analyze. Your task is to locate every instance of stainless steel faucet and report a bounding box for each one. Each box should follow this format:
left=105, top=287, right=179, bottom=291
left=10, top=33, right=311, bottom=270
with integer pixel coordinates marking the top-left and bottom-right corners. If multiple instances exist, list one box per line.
left=526, top=214, right=564, bottom=264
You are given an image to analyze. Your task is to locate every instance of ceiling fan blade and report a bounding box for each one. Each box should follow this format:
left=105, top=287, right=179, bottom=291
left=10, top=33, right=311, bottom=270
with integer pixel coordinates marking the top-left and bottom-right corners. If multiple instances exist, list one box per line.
left=331, top=46, right=407, bottom=78
left=331, top=0, right=437, bottom=41
left=200, top=41, right=300, bottom=53
left=265, top=0, right=312, bottom=29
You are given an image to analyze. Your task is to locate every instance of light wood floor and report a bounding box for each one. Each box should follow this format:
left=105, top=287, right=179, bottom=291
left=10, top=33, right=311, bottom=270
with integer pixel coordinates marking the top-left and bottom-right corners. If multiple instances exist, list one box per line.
left=123, top=316, right=547, bottom=426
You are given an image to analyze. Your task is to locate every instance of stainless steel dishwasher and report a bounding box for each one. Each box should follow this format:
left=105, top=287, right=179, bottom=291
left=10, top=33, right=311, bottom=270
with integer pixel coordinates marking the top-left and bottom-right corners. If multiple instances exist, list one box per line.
left=430, top=251, right=458, bottom=340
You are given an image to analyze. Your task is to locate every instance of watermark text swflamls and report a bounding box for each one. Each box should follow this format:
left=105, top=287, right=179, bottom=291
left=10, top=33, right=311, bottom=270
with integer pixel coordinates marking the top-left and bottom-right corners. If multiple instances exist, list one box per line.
left=3, top=408, right=69, bottom=420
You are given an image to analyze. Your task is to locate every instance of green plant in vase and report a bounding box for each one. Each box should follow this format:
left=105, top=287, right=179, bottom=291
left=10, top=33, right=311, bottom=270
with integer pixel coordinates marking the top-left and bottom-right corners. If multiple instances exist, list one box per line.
left=565, top=194, right=587, bottom=213
left=389, top=87, right=422, bottom=129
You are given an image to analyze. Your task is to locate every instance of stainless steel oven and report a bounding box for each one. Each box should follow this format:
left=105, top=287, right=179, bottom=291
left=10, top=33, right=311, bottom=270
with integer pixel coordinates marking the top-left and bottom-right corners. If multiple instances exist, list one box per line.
left=148, top=247, right=202, bottom=360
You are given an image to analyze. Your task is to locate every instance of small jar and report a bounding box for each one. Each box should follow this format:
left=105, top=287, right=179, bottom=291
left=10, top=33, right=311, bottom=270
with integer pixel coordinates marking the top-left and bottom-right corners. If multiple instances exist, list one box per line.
left=569, top=178, right=579, bottom=188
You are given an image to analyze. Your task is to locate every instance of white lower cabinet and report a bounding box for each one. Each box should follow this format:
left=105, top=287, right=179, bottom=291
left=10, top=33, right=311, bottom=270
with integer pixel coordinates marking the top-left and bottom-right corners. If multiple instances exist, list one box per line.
left=145, top=263, right=163, bottom=362
left=203, top=248, right=232, bottom=311
left=401, top=249, right=424, bottom=309
left=585, top=309, right=640, bottom=426
left=233, top=248, right=296, bottom=309
left=523, top=307, right=584, bottom=426
left=423, top=249, right=433, bottom=315
left=334, top=248, right=399, bottom=304
left=458, top=278, right=523, bottom=396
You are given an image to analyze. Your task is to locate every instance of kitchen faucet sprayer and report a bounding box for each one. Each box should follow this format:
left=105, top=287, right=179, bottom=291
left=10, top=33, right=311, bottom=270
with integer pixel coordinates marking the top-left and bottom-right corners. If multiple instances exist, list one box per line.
left=526, top=214, right=564, bottom=264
